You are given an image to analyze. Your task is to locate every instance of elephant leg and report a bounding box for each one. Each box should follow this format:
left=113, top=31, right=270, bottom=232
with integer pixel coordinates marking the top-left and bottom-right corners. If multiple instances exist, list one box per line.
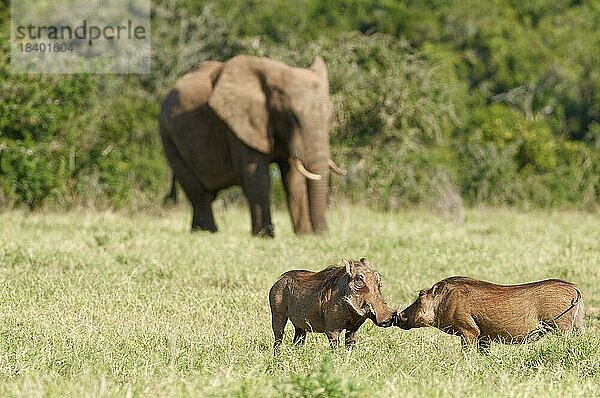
left=229, top=139, right=273, bottom=237
left=161, top=132, right=218, bottom=232
left=191, top=194, right=217, bottom=232
left=244, top=162, right=273, bottom=237
left=278, top=160, right=311, bottom=234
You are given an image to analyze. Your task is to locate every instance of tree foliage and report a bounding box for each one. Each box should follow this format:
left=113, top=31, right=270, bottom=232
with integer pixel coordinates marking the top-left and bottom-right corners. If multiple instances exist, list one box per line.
left=0, top=0, right=599, bottom=209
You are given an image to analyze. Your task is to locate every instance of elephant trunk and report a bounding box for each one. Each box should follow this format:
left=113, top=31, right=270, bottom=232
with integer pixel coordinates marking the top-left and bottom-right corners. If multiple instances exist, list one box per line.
left=305, top=141, right=329, bottom=234
left=307, top=171, right=328, bottom=233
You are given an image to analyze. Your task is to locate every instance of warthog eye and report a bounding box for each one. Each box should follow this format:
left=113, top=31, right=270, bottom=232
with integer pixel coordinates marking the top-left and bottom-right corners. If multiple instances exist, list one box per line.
left=354, top=275, right=365, bottom=289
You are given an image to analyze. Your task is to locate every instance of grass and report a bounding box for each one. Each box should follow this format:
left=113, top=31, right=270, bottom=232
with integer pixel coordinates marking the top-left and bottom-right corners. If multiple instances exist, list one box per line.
left=0, top=205, right=599, bottom=397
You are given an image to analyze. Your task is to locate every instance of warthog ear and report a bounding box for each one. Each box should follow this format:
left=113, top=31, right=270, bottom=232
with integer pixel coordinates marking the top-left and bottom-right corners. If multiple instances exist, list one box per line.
left=374, top=272, right=381, bottom=284
left=343, top=259, right=352, bottom=275
left=431, top=284, right=440, bottom=297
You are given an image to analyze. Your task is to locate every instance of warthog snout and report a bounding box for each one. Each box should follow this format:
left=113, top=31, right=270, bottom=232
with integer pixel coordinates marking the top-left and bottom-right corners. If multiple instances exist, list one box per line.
left=375, top=313, right=396, bottom=327
left=370, top=307, right=397, bottom=327
left=348, top=258, right=397, bottom=328
left=394, top=312, right=410, bottom=330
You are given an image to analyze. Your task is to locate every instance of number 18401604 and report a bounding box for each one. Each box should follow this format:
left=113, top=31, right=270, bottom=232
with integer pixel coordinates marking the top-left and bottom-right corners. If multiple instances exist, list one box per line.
left=19, top=43, right=74, bottom=53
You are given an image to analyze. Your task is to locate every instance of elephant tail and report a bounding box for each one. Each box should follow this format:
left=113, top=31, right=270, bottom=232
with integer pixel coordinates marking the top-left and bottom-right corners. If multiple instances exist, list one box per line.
left=162, top=173, right=178, bottom=206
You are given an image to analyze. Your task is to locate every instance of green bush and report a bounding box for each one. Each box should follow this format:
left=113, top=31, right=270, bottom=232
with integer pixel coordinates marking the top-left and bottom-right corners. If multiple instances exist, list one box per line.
left=277, top=356, right=362, bottom=398
left=1, top=1, right=599, bottom=210
left=320, top=33, right=467, bottom=209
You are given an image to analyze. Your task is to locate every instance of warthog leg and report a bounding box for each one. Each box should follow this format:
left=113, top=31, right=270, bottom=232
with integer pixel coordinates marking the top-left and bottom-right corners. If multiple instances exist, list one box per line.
left=293, top=327, right=307, bottom=346
left=344, top=327, right=360, bottom=352
left=525, top=320, right=555, bottom=343
left=476, top=338, right=491, bottom=354
left=458, top=315, right=482, bottom=352
left=271, top=314, right=288, bottom=354
left=326, top=330, right=341, bottom=348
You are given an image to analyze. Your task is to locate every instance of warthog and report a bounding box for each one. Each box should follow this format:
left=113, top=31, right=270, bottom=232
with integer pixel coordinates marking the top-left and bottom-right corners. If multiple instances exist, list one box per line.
left=269, top=258, right=396, bottom=353
left=395, top=276, right=584, bottom=353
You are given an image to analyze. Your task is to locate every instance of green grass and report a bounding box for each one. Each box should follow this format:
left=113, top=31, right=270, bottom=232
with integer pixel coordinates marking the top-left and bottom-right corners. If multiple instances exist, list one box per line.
left=0, top=205, right=599, bottom=397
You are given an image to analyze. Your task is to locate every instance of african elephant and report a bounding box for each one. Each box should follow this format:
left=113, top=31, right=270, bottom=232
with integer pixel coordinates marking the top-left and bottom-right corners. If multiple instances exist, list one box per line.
left=159, top=55, right=344, bottom=236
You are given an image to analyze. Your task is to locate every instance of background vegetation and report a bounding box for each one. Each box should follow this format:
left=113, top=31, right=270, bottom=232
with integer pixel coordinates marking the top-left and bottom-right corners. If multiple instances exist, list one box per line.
left=1, top=0, right=599, bottom=209
left=0, top=207, right=598, bottom=396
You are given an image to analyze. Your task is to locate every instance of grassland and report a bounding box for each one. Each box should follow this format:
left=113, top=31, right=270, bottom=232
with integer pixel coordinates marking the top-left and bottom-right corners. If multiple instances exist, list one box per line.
left=0, top=205, right=598, bottom=397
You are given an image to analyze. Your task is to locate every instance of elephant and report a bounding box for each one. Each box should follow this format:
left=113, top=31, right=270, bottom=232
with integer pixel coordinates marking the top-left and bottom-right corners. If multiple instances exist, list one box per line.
left=159, top=55, right=344, bottom=236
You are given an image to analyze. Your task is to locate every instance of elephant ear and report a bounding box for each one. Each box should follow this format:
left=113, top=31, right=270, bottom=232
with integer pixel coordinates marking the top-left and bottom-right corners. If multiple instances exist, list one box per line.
left=310, top=56, right=329, bottom=87
left=208, top=56, right=271, bottom=153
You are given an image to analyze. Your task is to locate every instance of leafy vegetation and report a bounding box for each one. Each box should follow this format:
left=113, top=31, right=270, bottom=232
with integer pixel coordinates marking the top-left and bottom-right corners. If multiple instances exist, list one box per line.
left=1, top=1, right=599, bottom=209
left=0, top=207, right=598, bottom=396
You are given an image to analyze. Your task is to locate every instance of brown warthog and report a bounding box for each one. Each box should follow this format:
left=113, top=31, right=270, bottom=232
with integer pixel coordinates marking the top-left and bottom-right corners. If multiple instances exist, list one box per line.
left=395, top=276, right=584, bottom=353
left=269, top=258, right=396, bottom=353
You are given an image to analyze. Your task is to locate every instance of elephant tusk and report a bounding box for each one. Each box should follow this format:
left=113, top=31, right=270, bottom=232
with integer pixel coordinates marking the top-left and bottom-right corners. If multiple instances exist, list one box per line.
left=328, top=159, right=346, bottom=176
left=294, top=159, right=322, bottom=181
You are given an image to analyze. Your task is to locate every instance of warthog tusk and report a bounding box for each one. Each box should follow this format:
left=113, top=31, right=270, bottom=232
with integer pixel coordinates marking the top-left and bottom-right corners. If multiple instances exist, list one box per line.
left=344, top=297, right=368, bottom=316
left=294, top=159, right=322, bottom=181
left=328, top=159, right=346, bottom=175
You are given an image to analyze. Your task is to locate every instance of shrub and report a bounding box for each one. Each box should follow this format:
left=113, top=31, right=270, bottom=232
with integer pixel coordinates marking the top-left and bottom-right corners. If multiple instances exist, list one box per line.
left=1, top=1, right=599, bottom=210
